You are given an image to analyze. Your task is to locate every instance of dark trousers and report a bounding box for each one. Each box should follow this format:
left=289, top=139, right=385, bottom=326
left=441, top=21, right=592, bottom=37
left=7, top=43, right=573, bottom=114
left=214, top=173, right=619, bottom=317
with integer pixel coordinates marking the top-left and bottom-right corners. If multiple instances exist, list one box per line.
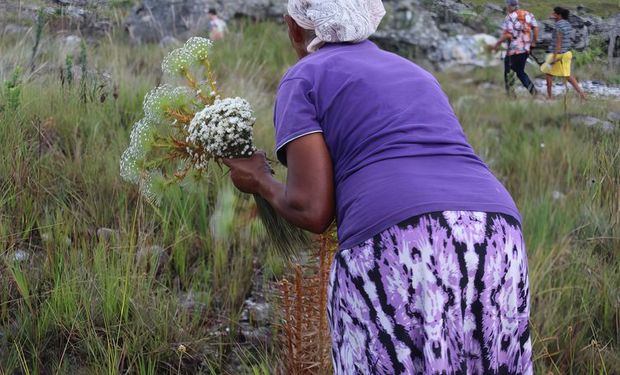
left=504, top=53, right=536, bottom=95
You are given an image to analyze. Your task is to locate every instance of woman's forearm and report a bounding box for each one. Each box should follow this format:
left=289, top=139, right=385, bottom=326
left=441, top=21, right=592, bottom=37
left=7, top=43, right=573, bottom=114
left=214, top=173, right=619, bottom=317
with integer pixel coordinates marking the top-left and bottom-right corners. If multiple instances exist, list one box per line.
left=494, top=34, right=511, bottom=49
left=257, top=174, right=334, bottom=234
left=555, top=31, right=562, bottom=55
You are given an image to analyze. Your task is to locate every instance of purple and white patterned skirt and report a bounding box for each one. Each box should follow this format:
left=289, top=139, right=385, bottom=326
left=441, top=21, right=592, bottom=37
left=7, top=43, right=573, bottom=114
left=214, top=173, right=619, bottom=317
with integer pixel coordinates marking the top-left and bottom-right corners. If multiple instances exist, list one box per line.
left=328, top=211, right=532, bottom=375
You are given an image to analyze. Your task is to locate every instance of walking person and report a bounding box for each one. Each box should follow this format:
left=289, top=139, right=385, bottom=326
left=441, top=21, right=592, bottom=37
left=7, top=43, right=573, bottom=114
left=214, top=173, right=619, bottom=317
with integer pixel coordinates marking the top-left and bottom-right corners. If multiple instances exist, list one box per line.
left=492, top=0, right=539, bottom=96
left=541, top=7, right=587, bottom=100
left=224, top=0, right=532, bottom=373
left=208, top=8, right=227, bottom=41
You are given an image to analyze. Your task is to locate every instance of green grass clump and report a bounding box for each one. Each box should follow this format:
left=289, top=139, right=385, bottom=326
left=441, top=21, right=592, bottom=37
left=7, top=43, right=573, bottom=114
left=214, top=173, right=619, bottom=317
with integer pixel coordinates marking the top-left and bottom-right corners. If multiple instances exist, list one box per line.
left=1, top=18, right=619, bottom=375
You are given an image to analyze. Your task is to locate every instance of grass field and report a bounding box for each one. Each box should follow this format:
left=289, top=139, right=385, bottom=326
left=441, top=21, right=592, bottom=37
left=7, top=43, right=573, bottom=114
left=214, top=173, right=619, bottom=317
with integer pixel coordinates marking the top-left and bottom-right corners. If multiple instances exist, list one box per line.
left=0, top=20, right=619, bottom=374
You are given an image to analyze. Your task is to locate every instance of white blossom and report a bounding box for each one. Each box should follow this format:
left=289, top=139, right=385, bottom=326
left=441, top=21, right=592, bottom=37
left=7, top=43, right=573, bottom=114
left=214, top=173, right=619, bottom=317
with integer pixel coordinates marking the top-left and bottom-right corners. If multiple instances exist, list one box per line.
left=120, top=147, right=141, bottom=185
left=183, top=37, right=213, bottom=62
left=162, top=48, right=193, bottom=76
left=186, top=97, right=257, bottom=170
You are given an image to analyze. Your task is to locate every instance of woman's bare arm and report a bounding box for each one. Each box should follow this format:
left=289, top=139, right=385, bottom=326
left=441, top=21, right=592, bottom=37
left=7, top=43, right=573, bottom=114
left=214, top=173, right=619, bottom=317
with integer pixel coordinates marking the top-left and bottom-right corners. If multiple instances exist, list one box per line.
left=223, top=133, right=335, bottom=233
left=554, top=30, right=562, bottom=60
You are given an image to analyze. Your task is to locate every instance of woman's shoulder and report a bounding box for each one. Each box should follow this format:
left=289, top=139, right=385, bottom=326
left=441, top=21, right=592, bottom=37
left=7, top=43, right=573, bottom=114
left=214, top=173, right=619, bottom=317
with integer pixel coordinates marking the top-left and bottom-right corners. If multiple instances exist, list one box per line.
left=278, top=60, right=316, bottom=89
left=278, top=46, right=354, bottom=87
left=557, top=19, right=572, bottom=29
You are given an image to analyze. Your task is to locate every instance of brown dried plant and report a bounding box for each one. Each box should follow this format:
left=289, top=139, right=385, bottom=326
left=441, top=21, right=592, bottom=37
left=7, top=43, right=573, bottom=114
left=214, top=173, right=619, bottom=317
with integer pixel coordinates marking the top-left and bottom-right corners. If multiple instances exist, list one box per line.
left=277, top=230, right=338, bottom=375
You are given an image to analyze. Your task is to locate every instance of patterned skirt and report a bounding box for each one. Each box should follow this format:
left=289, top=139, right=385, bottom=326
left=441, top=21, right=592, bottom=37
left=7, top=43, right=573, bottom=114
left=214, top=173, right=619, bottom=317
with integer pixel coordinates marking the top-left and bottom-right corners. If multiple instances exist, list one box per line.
left=328, top=211, right=532, bottom=375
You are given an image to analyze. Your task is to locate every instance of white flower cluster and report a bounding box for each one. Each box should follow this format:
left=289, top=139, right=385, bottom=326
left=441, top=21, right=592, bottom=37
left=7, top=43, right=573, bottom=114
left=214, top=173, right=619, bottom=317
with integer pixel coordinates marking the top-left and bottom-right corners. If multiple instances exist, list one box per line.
left=162, top=37, right=213, bottom=77
left=186, top=97, right=257, bottom=170
left=120, top=37, right=258, bottom=205
left=162, top=48, right=193, bottom=77
left=120, top=119, right=155, bottom=183
left=120, top=147, right=141, bottom=185
left=128, top=118, right=154, bottom=154
left=184, top=37, right=212, bottom=62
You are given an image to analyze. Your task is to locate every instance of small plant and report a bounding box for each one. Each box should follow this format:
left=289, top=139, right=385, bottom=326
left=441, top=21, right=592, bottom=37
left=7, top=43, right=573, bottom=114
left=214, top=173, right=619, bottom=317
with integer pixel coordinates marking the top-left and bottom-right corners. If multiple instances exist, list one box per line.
left=78, top=41, right=89, bottom=103
left=29, top=9, right=45, bottom=73
left=2, top=66, right=23, bottom=112
left=62, top=54, right=74, bottom=87
left=278, top=230, right=337, bottom=374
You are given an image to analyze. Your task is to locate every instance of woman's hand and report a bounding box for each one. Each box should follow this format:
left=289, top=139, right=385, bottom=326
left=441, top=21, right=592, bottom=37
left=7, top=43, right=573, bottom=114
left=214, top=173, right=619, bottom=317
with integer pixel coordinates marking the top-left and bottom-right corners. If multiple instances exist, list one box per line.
left=223, top=134, right=335, bottom=234
left=222, top=151, right=273, bottom=196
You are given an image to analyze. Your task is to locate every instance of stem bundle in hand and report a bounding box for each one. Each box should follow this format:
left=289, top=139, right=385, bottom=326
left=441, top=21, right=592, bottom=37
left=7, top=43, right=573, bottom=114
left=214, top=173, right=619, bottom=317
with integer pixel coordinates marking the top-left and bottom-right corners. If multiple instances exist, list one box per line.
left=119, top=37, right=309, bottom=256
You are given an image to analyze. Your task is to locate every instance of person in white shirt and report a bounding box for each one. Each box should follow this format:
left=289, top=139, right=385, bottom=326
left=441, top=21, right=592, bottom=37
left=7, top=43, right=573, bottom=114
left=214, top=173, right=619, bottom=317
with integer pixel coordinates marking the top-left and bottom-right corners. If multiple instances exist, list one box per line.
left=208, top=9, right=227, bottom=41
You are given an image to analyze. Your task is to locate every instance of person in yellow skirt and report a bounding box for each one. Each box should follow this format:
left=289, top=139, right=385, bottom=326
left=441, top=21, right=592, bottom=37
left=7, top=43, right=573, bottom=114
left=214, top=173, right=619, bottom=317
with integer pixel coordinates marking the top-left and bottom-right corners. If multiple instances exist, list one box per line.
left=541, top=7, right=586, bottom=100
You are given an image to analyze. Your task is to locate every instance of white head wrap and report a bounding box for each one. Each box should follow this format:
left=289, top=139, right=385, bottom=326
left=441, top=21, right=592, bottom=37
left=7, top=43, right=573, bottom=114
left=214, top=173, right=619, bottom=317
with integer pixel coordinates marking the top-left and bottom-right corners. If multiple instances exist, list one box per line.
left=287, top=0, right=386, bottom=53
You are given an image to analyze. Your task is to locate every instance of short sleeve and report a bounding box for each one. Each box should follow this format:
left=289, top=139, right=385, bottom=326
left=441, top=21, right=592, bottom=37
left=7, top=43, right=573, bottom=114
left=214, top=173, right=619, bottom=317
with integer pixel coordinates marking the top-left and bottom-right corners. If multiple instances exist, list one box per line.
left=273, top=78, right=323, bottom=166
left=529, top=13, right=538, bottom=28
left=502, top=15, right=514, bottom=37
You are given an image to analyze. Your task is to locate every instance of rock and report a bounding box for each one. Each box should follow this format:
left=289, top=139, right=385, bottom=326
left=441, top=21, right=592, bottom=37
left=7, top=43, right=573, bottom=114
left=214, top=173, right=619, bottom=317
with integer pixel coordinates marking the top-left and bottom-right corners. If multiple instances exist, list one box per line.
left=519, top=79, right=620, bottom=99
left=136, top=245, right=169, bottom=272
left=569, top=115, right=615, bottom=131
left=177, top=291, right=210, bottom=317
left=43, top=7, right=58, bottom=16
left=159, top=35, right=181, bottom=48
left=96, top=227, right=119, bottom=243
left=3, top=24, right=30, bottom=35
left=431, top=0, right=480, bottom=31
left=240, top=326, right=272, bottom=347
left=239, top=298, right=272, bottom=347
left=608, top=112, right=620, bottom=123
left=373, top=6, right=445, bottom=59
left=126, top=0, right=207, bottom=43
left=484, top=3, right=503, bottom=15
left=609, top=24, right=620, bottom=68
left=432, top=33, right=500, bottom=69
left=40, top=1, right=112, bottom=36
left=61, top=35, right=82, bottom=57
left=125, top=0, right=287, bottom=44
left=243, top=299, right=270, bottom=325
left=66, top=5, right=88, bottom=21
left=122, top=0, right=620, bottom=69
left=53, top=0, right=98, bottom=5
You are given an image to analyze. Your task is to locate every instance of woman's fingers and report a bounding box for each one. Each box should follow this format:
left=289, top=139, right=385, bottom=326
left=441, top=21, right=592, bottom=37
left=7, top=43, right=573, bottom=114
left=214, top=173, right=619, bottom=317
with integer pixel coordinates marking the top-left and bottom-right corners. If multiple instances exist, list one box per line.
left=221, top=158, right=234, bottom=168
left=222, top=150, right=267, bottom=168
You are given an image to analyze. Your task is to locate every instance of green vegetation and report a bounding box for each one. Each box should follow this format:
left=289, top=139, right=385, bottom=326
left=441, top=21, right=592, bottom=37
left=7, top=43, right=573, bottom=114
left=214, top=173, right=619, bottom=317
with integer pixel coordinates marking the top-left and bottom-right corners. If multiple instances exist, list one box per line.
left=1, top=20, right=619, bottom=374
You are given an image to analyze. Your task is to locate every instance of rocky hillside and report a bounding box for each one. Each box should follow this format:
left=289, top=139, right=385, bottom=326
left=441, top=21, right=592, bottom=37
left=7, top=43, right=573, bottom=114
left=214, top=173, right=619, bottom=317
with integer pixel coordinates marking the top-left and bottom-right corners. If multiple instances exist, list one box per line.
left=2, top=0, right=620, bottom=68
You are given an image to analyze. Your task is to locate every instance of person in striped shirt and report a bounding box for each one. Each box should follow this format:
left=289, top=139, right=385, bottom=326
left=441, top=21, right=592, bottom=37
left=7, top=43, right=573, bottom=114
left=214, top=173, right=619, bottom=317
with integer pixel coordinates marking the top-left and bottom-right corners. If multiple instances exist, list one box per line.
left=542, top=7, right=586, bottom=100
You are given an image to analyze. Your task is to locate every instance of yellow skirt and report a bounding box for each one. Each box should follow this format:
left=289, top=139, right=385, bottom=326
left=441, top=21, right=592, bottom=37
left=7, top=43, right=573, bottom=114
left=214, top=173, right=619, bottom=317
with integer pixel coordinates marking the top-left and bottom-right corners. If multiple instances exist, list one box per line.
left=540, top=51, right=572, bottom=77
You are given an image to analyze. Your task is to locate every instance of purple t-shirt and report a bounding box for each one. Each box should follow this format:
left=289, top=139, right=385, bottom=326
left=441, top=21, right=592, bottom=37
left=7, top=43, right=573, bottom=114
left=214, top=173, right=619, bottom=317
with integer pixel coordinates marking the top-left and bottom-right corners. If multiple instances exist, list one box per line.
left=274, top=41, right=520, bottom=249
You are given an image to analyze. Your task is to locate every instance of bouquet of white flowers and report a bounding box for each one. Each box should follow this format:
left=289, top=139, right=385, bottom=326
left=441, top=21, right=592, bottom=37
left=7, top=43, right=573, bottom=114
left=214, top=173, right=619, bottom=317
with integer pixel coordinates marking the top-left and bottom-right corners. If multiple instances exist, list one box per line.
left=120, top=37, right=308, bottom=256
